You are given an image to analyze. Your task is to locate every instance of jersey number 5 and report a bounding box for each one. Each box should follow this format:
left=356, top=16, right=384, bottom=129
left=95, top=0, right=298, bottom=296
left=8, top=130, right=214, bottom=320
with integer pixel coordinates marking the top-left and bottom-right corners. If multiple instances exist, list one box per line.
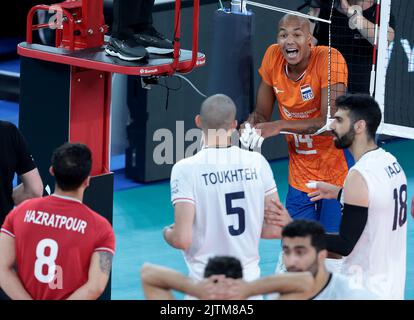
left=225, top=192, right=245, bottom=236
left=392, top=184, right=408, bottom=231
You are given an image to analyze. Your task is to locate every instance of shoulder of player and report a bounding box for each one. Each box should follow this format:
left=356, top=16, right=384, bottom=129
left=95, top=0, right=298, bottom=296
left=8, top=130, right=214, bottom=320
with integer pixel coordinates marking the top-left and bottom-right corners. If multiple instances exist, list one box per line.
left=333, top=273, right=377, bottom=299
left=238, top=149, right=269, bottom=168
left=13, top=196, right=43, bottom=211
left=352, top=148, right=387, bottom=169
left=345, top=169, right=367, bottom=188
left=171, top=155, right=197, bottom=173
left=263, top=44, right=284, bottom=61
left=84, top=206, right=113, bottom=230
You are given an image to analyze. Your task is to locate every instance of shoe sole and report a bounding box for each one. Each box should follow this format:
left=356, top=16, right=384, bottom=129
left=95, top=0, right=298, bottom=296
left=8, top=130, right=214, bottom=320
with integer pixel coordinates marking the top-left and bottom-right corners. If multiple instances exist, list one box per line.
left=105, top=47, right=147, bottom=61
left=145, top=46, right=174, bottom=55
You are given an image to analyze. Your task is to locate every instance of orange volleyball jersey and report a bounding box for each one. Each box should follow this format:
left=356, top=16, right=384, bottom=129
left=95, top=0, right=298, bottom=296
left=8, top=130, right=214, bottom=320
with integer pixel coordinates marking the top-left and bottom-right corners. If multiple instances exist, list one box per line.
left=259, top=45, right=349, bottom=192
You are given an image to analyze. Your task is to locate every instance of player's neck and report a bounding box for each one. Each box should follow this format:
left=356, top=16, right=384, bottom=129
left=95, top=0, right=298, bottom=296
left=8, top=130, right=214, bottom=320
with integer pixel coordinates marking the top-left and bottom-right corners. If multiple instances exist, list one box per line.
left=306, top=267, right=331, bottom=299
left=204, top=134, right=232, bottom=148
left=287, top=51, right=311, bottom=80
left=53, top=186, right=84, bottom=203
left=350, top=138, right=378, bottom=162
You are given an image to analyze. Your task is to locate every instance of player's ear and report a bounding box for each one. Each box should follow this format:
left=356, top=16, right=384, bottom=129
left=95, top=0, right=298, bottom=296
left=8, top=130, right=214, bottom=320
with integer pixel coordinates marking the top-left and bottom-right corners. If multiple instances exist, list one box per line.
left=49, top=166, right=55, bottom=177
left=195, top=115, right=202, bottom=129
left=83, top=176, right=91, bottom=188
left=319, top=249, right=328, bottom=261
left=231, top=119, right=238, bottom=130
left=307, top=33, right=313, bottom=46
left=354, top=119, right=366, bottom=133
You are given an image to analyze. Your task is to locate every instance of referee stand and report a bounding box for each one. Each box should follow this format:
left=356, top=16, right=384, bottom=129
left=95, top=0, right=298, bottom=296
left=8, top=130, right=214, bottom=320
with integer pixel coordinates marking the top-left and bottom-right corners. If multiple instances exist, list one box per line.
left=17, top=0, right=204, bottom=300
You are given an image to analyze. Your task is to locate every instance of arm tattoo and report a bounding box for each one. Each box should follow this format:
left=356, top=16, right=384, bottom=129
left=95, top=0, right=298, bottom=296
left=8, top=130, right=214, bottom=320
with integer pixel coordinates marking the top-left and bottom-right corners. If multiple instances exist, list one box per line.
left=98, top=252, right=113, bottom=275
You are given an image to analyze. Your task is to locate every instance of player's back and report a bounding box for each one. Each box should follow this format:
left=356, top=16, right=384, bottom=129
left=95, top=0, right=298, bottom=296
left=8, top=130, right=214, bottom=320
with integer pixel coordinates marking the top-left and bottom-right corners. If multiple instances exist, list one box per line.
left=342, top=148, right=407, bottom=299
left=171, top=146, right=276, bottom=281
left=1, top=195, right=115, bottom=300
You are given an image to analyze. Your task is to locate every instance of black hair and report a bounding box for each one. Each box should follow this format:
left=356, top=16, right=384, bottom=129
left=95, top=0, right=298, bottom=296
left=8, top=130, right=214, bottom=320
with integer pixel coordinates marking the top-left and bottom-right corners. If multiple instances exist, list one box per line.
left=204, top=256, right=243, bottom=279
left=335, top=93, right=382, bottom=141
left=282, top=220, right=327, bottom=252
left=51, top=143, right=92, bottom=191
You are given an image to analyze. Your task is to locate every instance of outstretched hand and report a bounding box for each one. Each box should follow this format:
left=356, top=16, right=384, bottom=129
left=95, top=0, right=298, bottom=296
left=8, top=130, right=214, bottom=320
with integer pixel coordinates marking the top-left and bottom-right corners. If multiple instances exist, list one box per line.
left=254, top=121, right=282, bottom=139
left=264, top=198, right=292, bottom=227
left=307, top=181, right=341, bottom=202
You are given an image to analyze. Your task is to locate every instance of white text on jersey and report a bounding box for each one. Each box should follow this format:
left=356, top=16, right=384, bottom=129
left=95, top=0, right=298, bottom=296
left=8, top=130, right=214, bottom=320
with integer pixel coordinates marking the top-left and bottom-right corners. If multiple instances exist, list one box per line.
left=24, top=210, right=88, bottom=234
left=384, top=162, right=403, bottom=179
left=201, top=168, right=258, bottom=186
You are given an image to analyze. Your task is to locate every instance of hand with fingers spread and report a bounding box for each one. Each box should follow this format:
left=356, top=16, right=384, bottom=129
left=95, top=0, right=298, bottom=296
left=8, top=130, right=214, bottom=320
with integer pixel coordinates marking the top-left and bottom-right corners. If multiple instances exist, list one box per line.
left=193, top=275, right=229, bottom=300
left=210, top=278, right=251, bottom=300
left=306, top=181, right=342, bottom=202
left=264, top=198, right=292, bottom=227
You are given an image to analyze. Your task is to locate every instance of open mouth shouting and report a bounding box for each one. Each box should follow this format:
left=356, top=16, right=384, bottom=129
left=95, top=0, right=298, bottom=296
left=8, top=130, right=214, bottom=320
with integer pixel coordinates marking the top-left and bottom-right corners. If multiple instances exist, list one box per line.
left=286, top=48, right=299, bottom=59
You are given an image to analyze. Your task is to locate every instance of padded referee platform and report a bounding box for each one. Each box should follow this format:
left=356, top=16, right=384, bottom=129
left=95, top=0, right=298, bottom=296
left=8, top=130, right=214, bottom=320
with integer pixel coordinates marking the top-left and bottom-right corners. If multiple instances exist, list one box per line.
left=18, top=42, right=206, bottom=76
left=18, top=35, right=205, bottom=299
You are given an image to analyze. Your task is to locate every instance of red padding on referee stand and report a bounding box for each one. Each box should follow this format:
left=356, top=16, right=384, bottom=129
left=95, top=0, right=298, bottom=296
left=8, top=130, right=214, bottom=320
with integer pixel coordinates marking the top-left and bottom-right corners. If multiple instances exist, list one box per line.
left=69, top=67, right=111, bottom=176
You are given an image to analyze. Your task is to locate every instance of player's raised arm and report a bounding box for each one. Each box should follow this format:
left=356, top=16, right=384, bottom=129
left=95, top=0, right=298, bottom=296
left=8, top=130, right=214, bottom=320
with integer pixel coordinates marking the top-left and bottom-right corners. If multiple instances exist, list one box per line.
left=66, top=251, right=113, bottom=300
left=0, top=232, right=32, bottom=300
left=246, top=80, right=276, bottom=126
left=141, top=263, right=222, bottom=300
left=214, top=271, right=313, bottom=300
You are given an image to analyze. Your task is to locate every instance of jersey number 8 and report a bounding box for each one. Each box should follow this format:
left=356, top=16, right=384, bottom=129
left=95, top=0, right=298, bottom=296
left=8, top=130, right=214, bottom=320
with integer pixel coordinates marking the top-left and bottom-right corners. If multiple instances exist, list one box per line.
left=34, top=238, right=58, bottom=283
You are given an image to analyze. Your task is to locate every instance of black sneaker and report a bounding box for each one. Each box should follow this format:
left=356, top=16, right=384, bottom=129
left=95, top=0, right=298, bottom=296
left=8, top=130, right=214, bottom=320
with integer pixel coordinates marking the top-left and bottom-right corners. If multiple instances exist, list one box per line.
left=105, top=37, right=149, bottom=61
left=134, top=27, right=174, bottom=55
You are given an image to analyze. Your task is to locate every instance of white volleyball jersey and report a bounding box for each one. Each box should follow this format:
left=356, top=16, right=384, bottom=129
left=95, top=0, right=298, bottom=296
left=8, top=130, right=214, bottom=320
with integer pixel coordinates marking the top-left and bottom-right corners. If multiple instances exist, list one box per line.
left=313, top=273, right=378, bottom=300
left=170, top=146, right=277, bottom=281
left=341, top=148, right=407, bottom=300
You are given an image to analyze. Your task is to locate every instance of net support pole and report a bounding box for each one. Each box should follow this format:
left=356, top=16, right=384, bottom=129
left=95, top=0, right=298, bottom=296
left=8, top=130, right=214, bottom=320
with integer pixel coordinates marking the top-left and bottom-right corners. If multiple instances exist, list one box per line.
left=375, top=0, right=391, bottom=132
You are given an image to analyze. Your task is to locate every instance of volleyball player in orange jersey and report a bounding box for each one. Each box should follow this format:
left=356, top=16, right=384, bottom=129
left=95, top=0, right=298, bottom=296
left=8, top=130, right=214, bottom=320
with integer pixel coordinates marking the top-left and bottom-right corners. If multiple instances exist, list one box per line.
left=245, top=14, right=353, bottom=234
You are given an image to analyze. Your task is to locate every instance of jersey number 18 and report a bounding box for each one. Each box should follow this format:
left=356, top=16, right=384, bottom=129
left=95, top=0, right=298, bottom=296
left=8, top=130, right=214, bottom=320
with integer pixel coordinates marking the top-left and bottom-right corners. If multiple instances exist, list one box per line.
left=392, top=184, right=407, bottom=231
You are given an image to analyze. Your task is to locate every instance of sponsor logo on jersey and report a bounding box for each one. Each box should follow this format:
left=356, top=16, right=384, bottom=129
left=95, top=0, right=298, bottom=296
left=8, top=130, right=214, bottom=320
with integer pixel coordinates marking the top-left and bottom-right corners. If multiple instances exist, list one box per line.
left=281, top=106, right=318, bottom=119
left=300, top=84, right=314, bottom=101
left=273, top=86, right=284, bottom=95
left=171, top=179, right=179, bottom=195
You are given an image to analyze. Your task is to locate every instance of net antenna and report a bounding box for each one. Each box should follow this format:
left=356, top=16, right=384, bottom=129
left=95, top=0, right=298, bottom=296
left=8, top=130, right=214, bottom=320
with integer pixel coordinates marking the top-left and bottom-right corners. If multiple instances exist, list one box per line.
left=245, top=0, right=334, bottom=136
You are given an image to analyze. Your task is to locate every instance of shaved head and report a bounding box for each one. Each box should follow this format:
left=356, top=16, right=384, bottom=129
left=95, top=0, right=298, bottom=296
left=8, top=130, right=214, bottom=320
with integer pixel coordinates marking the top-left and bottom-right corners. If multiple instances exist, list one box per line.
left=199, top=94, right=236, bottom=131
left=278, top=14, right=311, bottom=35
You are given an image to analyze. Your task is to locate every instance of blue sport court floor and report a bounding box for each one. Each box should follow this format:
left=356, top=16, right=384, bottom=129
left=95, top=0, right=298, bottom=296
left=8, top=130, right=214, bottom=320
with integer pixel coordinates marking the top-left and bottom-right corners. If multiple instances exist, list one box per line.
left=1, top=97, right=413, bottom=300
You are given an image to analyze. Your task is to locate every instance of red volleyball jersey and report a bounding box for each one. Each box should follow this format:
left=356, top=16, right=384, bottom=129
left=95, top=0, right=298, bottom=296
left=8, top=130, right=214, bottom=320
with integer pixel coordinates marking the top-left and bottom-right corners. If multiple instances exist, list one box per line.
left=1, top=195, right=115, bottom=300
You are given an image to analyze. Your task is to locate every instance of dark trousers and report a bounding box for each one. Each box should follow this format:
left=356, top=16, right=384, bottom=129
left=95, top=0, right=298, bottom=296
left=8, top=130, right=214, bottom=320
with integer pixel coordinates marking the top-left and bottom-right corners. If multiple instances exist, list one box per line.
left=112, top=0, right=155, bottom=39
